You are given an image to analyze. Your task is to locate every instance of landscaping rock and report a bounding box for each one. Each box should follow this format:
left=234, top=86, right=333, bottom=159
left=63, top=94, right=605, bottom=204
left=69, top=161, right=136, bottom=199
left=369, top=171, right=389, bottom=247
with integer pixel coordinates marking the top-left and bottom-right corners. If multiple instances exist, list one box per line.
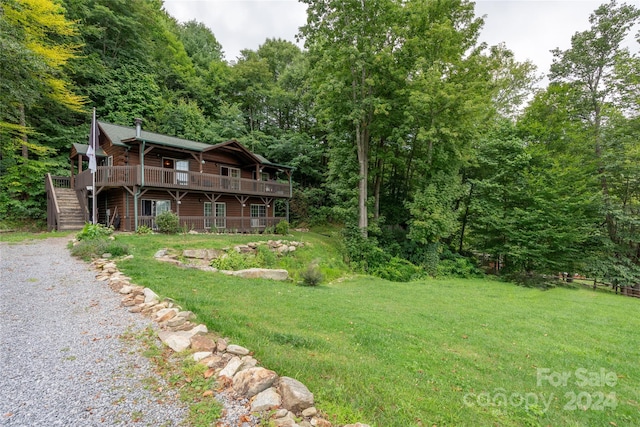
left=190, top=334, right=216, bottom=352
left=250, top=387, right=281, bottom=412
left=192, top=351, right=213, bottom=362
left=278, top=377, right=314, bottom=413
left=233, top=367, right=278, bottom=398
left=302, top=407, right=317, bottom=418
left=227, top=344, right=250, bottom=356
left=218, top=356, right=243, bottom=379
left=216, top=338, right=228, bottom=352
left=157, top=330, right=191, bottom=352
left=232, top=268, right=289, bottom=281
left=143, top=287, right=159, bottom=304
left=155, top=308, right=178, bottom=323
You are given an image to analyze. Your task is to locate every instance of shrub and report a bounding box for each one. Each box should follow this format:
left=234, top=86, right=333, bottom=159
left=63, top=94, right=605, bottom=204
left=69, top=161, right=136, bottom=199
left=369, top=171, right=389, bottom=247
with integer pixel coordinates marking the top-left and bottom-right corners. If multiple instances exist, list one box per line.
left=136, top=225, right=153, bottom=234
left=300, top=263, right=324, bottom=286
left=436, top=253, right=482, bottom=278
left=155, top=211, right=180, bottom=234
left=211, top=250, right=258, bottom=270
left=263, top=225, right=275, bottom=234
left=255, top=245, right=277, bottom=268
left=372, top=256, right=422, bottom=282
left=76, top=223, right=113, bottom=241
left=275, top=220, right=289, bottom=235
left=341, top=224, right=390, bottom=273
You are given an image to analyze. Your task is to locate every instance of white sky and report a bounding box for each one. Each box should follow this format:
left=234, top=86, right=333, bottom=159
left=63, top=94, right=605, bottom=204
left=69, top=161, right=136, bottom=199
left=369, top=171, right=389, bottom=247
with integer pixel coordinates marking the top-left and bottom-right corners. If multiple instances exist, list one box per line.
left=163, top=0, right=638, bottom=84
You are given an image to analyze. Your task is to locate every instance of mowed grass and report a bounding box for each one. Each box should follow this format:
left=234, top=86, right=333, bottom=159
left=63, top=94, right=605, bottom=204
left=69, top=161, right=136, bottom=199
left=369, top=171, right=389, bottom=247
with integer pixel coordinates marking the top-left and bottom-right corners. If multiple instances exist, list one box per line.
left=114, top=232, right=640, bottom=427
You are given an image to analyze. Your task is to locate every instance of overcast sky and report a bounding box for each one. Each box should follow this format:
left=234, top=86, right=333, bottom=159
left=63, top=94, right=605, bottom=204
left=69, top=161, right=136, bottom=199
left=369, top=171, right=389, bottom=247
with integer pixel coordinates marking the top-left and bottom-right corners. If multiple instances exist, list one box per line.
left=163, top=0, right=637, bottom=84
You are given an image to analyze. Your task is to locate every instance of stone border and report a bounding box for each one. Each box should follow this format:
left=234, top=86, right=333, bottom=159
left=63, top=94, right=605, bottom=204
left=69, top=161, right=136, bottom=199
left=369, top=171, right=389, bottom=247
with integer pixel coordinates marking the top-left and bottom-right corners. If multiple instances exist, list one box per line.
left=91, top=258, right=370, bottom=427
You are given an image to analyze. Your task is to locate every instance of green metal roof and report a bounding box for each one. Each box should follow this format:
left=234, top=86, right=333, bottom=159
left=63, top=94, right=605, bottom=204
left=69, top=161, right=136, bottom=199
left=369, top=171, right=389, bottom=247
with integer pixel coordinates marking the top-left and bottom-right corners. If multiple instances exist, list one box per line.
left=72, top=143, right=107, bottom=157
left=97, top=120, right=291, bottom=169
left=98, top=121, right=211, bottom=151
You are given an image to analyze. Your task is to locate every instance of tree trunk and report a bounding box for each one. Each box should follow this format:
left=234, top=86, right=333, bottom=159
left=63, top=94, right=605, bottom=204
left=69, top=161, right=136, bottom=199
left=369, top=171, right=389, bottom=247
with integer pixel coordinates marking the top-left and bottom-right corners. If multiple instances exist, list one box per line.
left=19, top=104, right=28, bottom=159
left=356, top=120, right=369, bottom=237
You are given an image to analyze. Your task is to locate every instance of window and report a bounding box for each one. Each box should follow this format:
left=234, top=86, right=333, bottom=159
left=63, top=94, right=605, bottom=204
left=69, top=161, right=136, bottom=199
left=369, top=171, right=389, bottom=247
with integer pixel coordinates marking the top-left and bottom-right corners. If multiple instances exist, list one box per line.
left=141, top=200, right=171, bottom=216
left=250, top=204, right=267, bottom=228
left=106, top=156, right=113, bottom=179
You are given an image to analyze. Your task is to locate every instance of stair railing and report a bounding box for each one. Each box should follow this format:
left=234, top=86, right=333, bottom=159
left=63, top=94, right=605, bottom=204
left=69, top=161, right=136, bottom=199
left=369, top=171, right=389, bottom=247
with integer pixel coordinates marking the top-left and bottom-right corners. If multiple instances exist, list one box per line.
left=45, top=173, right=61, bottom=231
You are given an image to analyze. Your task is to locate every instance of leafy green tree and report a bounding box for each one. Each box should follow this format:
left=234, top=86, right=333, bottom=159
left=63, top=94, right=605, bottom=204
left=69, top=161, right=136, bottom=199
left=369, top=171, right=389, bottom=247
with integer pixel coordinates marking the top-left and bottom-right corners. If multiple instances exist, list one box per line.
left=1, top=0, right=84, bottom=222
left=547, top=0, right=640, bottom=284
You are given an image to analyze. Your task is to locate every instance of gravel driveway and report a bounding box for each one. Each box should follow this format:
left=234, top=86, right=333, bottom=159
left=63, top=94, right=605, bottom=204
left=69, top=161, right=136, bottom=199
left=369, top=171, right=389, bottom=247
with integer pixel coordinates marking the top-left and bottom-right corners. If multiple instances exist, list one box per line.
left=0, top=237, right=188, bottom=426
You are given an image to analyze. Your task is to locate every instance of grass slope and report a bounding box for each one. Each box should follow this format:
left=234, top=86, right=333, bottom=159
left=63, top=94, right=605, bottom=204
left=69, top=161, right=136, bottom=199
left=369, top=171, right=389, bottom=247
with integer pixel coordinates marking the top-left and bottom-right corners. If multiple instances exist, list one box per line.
left=114, top=232, right=639, bottom=427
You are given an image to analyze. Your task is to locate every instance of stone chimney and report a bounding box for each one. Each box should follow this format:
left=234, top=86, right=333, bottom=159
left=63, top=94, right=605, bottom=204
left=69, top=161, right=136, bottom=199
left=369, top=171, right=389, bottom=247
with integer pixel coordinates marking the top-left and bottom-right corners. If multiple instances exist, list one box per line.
left=134, top=118, right=143, bottom=138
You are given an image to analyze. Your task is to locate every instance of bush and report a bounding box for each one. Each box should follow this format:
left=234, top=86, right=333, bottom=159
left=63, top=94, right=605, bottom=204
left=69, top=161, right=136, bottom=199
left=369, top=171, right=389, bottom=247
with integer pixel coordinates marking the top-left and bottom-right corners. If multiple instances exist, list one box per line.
left=69, top=238, right=129, bottom=261
left=211, top=250, right=258, bottom=271
left=436, top=253, right=482, bottom=278
left=372, top=256, right=422, bottom=282
left=341, top=224, right=390, bottom=273
left=255, top=245, right=277, bottom=268
left=76, top=223, right=113, bottom=241
left=300, top=263, right=324, bottom=286
left=136, top=225, right=153, bottom=234
left=155, top=211, right=180, bottom=234
left=275, top=220, right=289, bottom=235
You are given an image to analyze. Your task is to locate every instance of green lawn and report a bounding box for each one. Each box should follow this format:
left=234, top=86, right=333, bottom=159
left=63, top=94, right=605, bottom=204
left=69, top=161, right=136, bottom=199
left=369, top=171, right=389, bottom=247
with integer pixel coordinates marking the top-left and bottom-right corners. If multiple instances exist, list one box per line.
left=112, top=232, right=639, bottom=427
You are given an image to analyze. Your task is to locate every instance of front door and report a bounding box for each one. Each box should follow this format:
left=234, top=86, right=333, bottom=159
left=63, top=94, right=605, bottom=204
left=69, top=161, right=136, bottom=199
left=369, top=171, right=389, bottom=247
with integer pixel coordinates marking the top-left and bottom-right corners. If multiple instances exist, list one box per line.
left=176, top=160, right=189, bottom=186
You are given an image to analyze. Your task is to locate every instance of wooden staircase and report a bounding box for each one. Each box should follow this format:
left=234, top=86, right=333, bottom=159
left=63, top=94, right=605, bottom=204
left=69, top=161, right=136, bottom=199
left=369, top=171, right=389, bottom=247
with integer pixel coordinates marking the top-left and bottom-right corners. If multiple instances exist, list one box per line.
left=54, top=188, right=86, bottom=231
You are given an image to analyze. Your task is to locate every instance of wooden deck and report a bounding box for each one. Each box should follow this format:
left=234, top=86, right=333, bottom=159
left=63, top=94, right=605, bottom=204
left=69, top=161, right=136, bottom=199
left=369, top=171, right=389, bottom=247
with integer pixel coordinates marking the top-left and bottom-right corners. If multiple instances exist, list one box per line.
left=74, top=166, right=291, bottom=197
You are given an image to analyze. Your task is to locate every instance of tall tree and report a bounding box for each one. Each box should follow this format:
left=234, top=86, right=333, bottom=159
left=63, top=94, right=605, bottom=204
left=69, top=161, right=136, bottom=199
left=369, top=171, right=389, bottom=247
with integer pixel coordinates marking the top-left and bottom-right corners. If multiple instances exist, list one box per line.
left=548, top=0, right=640, bottom=283
left=0, top=0, right=84, bottom=221
left=300, top=0, right=402, bottom=236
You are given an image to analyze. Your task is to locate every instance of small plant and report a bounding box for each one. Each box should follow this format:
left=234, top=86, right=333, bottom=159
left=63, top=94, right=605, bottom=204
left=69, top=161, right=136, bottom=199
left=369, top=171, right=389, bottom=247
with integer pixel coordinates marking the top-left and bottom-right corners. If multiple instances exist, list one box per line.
left=155, top=211, right=181, bottom=234
left=211, top=250, right=258, bottom=270
left=76, top=223, right=113, bottom=241
left=69, top=238, right=129, bottom=260
left=136, top=225, right=153, bottom=234
left=263, top=225, right=275, bottom=234
left=300, top=262, right=324, bottom=286
left=275, top=220, right=289, bottom=235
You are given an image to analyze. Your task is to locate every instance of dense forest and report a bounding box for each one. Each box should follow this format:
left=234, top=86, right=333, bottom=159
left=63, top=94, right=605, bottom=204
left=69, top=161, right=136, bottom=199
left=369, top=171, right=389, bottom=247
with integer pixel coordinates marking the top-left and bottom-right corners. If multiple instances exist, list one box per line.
left=1, top=0, right=639, bottom=286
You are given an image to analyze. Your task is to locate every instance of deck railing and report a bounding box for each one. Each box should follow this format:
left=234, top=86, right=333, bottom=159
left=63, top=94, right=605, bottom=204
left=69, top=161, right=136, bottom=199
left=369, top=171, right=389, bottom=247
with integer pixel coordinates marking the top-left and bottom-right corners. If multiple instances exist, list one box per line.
left=75, top=166, right=290, bottom=197
left=138, top=216, right=286, bottom=232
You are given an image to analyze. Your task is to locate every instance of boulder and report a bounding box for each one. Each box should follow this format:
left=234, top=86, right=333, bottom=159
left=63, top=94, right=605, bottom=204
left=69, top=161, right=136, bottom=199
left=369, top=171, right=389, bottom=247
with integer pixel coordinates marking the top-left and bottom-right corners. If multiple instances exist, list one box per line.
left=143, top=288, right=160, bottom=304
left=218, top=356, right=243, bottom=379
left=233, top=367, right=278, bottom=398
left=251, top=387, right=281, bottom=412
left=227, top=344, right=250, bottom=356
left=278, top=377, right=314, bottom=413
left=155, top=308, right=178, bottom=323
left=301, top=407, right=317, bottom=418
left=183, top=249, right=207, bottom=259
left=192, top=351, right=213, bottom=362
left=157, top=331, right=191, bottom=352
left=157, top=325, right=208, bottom=353
left=190, top=334, right=216, bottom=352
left=232, top=268, right=289, bottom=281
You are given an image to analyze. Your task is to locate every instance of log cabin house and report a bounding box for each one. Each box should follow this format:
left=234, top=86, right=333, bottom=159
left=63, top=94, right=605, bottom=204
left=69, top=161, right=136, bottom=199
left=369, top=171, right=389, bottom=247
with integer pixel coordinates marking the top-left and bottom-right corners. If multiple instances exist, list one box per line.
left=45, top=119, right=293, bottom=232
